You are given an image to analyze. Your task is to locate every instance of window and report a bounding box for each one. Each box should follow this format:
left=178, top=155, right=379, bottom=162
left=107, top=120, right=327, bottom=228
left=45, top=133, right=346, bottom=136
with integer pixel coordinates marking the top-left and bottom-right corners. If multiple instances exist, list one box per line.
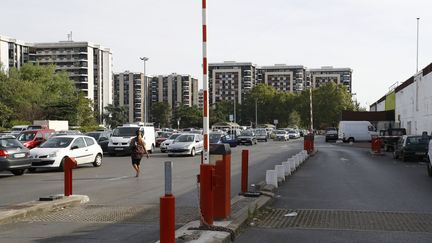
left=35, top=132, right=43, bottom=139
left=71, top=137, right=86, bottom=149
left=84, top=137, right=95, bottom=146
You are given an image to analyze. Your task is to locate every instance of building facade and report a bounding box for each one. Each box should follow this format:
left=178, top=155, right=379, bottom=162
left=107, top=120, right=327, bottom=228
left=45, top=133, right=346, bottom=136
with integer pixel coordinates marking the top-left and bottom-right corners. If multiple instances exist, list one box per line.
left=257, top=64, right=305, bottom=93
left=29, top=41, right=113, bottom=121
left=0, top=35, right=31, bottom=71
left=307, top=66, right=352, bottom=92
left=113, top=71, right=147, bottom=123
left=149, top=73, right=199, bottom=118
left=208, top=62, right=257, bottom=105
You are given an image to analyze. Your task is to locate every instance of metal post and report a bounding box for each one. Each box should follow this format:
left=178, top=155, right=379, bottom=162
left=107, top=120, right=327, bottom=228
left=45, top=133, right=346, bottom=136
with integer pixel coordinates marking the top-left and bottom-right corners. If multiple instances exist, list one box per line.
left=416, top=17, right=420, bottom=73
left=241, top=150, right=249, bottom=194
left=202, top=0, right=209, bottom=164
left=309, top=85, right=313, bottom=132
left=255, top=99, right=258, bottom=128
left=233, top=93, right=236, bottom=123
left=140, top=57, right=149, bottom=124
left=164, top=161, right=173, bottom=195
left=160, top=161, right=175, bottom=243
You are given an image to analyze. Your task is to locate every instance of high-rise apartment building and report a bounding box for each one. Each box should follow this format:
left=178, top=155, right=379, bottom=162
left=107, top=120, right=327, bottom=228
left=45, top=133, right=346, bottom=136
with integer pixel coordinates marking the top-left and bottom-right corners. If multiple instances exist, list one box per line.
left=113, top=71, right=147, bottom=123
left=0, top=35, right=31, bottom=71
left=150, top=73, right=199, bottom=117
left=208, top=61, right=257, bottom=105
left=307, top=66, right=352, bottom=92
left=257, top=64, right=305, bottom=93
left=29, top=41, right=113, bottom=121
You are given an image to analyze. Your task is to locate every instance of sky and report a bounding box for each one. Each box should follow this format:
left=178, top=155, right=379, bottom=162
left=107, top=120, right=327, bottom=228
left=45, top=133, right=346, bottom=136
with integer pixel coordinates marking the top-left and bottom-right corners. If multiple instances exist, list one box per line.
left=2, top=0, right=431, bottom=108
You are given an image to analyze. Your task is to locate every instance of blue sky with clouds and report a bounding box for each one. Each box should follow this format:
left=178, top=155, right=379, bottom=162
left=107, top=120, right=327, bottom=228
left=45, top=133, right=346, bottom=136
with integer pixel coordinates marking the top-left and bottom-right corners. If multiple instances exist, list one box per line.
left=2, top=0, right=431, bottom=108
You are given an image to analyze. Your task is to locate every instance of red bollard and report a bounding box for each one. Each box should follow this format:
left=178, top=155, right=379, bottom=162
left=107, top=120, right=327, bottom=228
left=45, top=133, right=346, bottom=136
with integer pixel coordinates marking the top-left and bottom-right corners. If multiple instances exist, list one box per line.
left=160, top=161, right=175, bottom=243
left=200, top=163, right=215, bottom=225
left=371, top=137, right=381, bottom=154
left=241, top=150, right=249, bottom=194
left=64, top=157, right=77, bottom=196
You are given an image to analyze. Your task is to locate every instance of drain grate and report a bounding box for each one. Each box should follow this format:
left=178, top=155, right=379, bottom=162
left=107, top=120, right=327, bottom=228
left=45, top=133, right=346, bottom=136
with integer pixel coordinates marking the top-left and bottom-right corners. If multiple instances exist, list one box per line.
left=257, top=208, right=432, bottom=233
left=23, top=205, right=198, bottom=225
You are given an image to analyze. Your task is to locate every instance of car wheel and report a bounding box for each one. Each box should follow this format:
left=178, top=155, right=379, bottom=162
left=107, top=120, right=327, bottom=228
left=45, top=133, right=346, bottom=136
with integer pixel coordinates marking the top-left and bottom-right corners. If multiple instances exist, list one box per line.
left=427, top=163, right=432, bottom=177
left=393, top=151, right=399, bottom=159
left=28, top=168, right=36, bottom=173
left=190, top=148, right=196, bottom=157
left=348, top=138, right=355, bottom=143
left=149, top=144, right=154, bottom=154
left=265, top=139, right=267, bottom=142
left=93, top=153, right=102, bottom=167
left=11, top=169, right=25, bottom=176
left=59, top=158, right=66, bottom=172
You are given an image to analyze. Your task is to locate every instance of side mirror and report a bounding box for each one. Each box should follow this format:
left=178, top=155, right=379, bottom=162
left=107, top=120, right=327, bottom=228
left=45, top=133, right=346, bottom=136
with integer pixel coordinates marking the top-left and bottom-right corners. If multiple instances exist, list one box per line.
left=71, top=145, right=79, bottom=150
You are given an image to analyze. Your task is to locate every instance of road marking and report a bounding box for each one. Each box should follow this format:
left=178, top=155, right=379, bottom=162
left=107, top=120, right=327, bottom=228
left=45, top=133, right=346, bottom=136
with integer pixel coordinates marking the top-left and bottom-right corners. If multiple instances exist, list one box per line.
left=340, top=158, right=349, bottom=161
left=107, top=176, right=130, bottom=181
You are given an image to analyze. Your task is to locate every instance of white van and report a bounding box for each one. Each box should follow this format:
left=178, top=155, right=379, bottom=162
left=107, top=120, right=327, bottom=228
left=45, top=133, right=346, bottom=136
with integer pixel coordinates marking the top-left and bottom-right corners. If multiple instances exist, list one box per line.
left=107, top=124, right=155, bottom=156
left=338, top=121, right=378, bottom=142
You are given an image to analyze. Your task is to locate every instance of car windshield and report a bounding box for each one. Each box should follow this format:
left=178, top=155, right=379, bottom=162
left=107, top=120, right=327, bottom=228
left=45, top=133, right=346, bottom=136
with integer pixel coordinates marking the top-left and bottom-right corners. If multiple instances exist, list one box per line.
left=17, top=132, right=36, bottom=141
left=112, top=127, right=138, bottom=137
left=326, top=127, right=337, bottom=131
left=406, top=136, right=429, bottom=145
left=176, top=135, right=195, bottom=142
left=256, top=130, right=266, bottom=135
left=86, top=133, right=101, bottom=140
left=209, top=133, right=222, bottom=143
left=275, top=130, right=286, bottom=134
left=168, top=134, right=181, bottom=140
left=288, top=130, right=296, bottom=134
left=0, top=138, right=23, bottom=149
left=40, top=137, right=74, bottom=148
left=241, top=130, right=253, bottom=136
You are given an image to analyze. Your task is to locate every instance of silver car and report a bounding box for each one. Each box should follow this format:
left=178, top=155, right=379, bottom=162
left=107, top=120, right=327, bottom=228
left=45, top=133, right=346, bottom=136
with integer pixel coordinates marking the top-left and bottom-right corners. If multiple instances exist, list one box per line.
left=167, top=134, right=204, bottom=157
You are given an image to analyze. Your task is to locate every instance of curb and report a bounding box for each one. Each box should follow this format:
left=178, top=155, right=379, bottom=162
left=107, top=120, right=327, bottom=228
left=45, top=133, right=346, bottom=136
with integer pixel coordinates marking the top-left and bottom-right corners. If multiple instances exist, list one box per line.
left=0, top=194, right=89, bottom=225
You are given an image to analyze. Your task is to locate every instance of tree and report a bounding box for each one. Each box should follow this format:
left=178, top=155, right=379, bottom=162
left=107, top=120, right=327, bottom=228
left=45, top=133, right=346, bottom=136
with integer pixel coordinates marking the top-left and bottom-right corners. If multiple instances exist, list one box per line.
left=0, top=102, right=12, bottom=127
left=287, top=111, right=301, bottom=128
left=172, top=104, right=202, bottom=128
left=210, top=101, right=233, bottom=125
left=103, top=104, right=128, bottom=129
left=151, top=102, right=171, bottom=128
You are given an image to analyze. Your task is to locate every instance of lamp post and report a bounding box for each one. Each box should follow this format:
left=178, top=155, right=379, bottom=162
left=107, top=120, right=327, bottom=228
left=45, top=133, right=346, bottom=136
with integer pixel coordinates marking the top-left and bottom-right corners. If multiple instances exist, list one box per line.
left=255, top=98, right=258, bottom=128
left=416, top=17, right=420, bottom=73
left=140, top=57, right=149, bottom=124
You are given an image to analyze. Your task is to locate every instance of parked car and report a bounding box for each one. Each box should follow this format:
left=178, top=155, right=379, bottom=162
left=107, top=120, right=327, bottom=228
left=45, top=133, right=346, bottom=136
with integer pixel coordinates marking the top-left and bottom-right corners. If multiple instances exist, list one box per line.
left=393, top=135, right=430, bottom=162
left=427, top=139, right=432, bottom=176
left=237, top=130, right=257, bottom=145
left=288, top=129, right=301, bottom=139
left=29, top=135, right=103, bottom=171
left=0, top=135, right=33, bottom=175
left=255, top=129, right=268, bottom=142
left=17, top=129, right=56, bottom=149
left=160, top=133, right=182, bottom=153
left=378, top=128, right=406, bottom=151
left=156, top=132, right=173, bottom=148
left=209, top=132, right=237, bottom=147
left=338, top=121, right=378, bottom=142
left=325, top=127, right=338, bottom=142
left=10, top=125, right=28, bottom=137
left=85, top=130, right=112, bottom=152
left=274, top=130, right=289, bottom=141
left=167, top=133, right=204, bottom=157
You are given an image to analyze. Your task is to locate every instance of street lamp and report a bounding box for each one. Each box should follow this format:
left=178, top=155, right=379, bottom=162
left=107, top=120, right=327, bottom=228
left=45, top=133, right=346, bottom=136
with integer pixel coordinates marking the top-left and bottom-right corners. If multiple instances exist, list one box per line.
left=140, top=57, right=149, bottom=124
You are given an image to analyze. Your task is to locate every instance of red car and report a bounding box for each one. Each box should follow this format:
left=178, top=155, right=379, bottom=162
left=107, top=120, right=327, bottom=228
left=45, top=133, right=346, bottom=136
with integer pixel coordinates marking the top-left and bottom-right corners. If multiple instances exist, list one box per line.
left=155, top=132, right=172, bottom=147
left=17, top=129, right=55, bottom=149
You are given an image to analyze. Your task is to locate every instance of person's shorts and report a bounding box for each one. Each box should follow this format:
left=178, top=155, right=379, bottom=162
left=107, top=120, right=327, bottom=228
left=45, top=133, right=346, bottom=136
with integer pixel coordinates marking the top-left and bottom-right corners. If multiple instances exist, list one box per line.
left=132, top=158, right=141, bottom=165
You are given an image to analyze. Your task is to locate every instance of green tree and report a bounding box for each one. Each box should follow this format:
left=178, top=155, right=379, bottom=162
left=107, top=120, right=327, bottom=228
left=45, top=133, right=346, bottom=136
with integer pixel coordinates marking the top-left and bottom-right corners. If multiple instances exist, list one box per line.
left=103, top=104, right=128, bottom=129
left=287, top=110, right=301, bottom=128
left=0, top=102, right=12, bottom=127
left=151, top=102, right=172, bottom=128
left=210, top=101, right=233, bottom=125
left=172, top=104, right=202, bottom=128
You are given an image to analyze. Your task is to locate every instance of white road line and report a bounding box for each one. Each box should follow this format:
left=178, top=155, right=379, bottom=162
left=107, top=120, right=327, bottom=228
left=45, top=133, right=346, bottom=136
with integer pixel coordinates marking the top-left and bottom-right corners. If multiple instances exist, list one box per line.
left=107, top=176, right=130, bottom=181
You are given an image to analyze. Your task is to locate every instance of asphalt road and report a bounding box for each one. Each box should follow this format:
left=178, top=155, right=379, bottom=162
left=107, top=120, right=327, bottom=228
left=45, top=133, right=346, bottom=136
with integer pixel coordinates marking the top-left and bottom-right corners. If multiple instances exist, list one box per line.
left=236, top=136, right=432, bottom=243
left=0, top=138, right=304, bottom=242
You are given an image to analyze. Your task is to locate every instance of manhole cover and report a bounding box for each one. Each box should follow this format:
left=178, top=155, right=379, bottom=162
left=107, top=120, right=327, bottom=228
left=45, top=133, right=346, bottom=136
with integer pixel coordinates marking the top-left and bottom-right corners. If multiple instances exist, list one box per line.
left=256, top=208, right=432, bottom=233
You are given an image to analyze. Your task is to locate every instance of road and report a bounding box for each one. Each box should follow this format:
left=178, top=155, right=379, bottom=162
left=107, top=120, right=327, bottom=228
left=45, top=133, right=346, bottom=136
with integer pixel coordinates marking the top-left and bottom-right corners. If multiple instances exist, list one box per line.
left=0, top=138, right=305, bottom=242
left=236, top=136, right=432, bottom=243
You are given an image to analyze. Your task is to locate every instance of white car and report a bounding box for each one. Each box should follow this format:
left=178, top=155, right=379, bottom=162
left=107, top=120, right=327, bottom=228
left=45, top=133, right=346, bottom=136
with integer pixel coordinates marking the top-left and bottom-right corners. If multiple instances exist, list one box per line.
left=274, top=130, right=289, bottom=141
left=30, top=135, right=103, bottom=171
left=167, top=133, right=203, bottom=157
left=160, top=133, right=181, bottom=153
left=288, top=129, right=301, bottom=139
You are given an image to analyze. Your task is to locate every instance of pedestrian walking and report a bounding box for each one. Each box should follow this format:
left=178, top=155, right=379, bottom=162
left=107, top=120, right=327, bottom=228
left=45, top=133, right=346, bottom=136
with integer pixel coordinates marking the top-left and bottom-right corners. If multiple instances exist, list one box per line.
left=130, top=129, right=149, bottom=177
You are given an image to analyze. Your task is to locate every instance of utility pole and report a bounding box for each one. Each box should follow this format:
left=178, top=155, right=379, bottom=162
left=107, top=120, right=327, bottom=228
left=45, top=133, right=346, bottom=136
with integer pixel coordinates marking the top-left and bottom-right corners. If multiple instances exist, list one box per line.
left=416, top=17, right=420, bottom=73
left=140, top=57, right=149, bottom=124
left=255, top=99, right=258, bottom=128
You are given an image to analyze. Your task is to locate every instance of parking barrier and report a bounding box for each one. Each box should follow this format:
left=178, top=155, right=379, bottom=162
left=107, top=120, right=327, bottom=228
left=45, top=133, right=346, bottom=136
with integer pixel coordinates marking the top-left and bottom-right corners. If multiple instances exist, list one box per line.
left=265, top=170, right=278, bottom=187
left=64, top=156, right=77, bottom=197
left=241, top=150, right=249, bottom=194
left=288, top=158, right=296, bottom=172
left=282, top=161, right=291, bottom=176
left=275, top=165, right=285, bottom=181
left=160, top=161, right=175, bottom=243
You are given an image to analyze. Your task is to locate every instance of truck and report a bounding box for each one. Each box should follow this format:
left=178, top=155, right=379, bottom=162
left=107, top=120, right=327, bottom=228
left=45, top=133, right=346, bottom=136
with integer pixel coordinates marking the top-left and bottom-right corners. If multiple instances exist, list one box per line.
left=378, top=128, right=406, bottom=151
left=32, top=120, right=69, bottom=132
left=338, top=121, right=378, bottom=143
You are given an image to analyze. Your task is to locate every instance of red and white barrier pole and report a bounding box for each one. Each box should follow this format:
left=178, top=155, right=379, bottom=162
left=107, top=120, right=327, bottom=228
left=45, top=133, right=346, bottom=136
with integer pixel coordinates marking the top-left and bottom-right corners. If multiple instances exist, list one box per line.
left=160, top=161, right=175, bottom=243
left=202, top=0, right=209, bottom=164
left=241, top=150, right=249, bottom=194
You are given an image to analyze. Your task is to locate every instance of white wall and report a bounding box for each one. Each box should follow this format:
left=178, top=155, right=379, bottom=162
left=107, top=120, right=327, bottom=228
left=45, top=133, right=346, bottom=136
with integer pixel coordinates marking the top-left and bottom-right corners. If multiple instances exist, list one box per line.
left=396, top=72, right=432, bottom=135
left=376, top=100, right=386, bottom=112
left=0, top=40, right=9, bottom=71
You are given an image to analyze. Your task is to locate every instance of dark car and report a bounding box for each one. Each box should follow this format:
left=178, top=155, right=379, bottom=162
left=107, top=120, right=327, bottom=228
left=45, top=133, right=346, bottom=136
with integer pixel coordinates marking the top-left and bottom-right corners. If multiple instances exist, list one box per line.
left=155, top=132, right=172, bottom=148
left=393, top=135, right=430, bottom=162
left=379, top=128, right=406, bottom=151
left=85, top=130, right=112, bottom=152
left=0, top=135, right=33, bottom=175
left=325, top=127, right=338, bottom=142
left=209, top=132, right=237, bottom=147
left=237, top=130, right=257, bottom=145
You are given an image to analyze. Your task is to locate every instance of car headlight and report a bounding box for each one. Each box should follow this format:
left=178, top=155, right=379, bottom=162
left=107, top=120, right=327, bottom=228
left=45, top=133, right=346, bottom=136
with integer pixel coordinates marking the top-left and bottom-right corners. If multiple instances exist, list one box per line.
left=48, top=152, right=58, bottom=158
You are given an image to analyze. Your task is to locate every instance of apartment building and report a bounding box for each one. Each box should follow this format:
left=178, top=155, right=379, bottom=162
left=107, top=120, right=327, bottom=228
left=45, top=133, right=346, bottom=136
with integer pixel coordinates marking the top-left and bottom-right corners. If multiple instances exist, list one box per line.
left=113, top=72, right=148, bottom=123
left=257, top=64, right=305, bottom=93
left=29, top=41, right=113, bottom=121
left=198, top=89, right=204, bottom=110
left=307, top=66, right=353, bottom=92
left=150, top=73, right=199, bottom=117
left=0, top=35, right=31, bottom=71
left=208, top=61, right=257, bottom=105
